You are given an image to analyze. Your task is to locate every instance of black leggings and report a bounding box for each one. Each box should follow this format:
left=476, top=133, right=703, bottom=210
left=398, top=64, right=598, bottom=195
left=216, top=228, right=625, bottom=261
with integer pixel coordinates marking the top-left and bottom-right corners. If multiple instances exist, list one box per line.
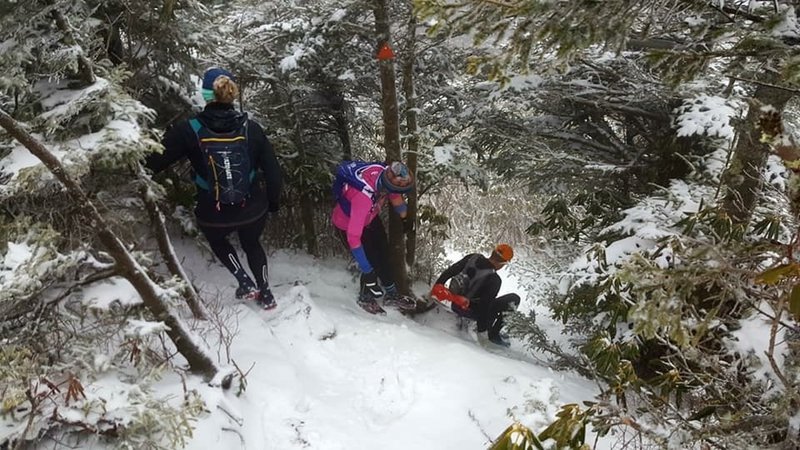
left=338, top=217, right=395, bottom=287
left=456, top=293, right=521, bottom=337
left=199, top=213, right=269, bottom=288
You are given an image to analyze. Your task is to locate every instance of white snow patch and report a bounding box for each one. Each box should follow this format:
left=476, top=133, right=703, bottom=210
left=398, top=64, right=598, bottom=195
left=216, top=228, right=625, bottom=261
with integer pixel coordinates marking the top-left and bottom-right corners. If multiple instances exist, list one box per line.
left=80, top=277, right=143, bottom=309
left=125, top=319, right=170, bottom=338
left=728, top=303, right=788, bottom=383
left=673, top=94, right=736, bottom=139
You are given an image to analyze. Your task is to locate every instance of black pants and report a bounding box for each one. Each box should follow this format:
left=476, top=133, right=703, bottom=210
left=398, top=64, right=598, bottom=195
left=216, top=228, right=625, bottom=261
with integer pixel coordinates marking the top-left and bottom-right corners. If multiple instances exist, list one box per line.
left=455, top=293, right=521, bottom=338
left=199, top=212, right=269, bottom=288
left=338, top=217, right=395, bottom=288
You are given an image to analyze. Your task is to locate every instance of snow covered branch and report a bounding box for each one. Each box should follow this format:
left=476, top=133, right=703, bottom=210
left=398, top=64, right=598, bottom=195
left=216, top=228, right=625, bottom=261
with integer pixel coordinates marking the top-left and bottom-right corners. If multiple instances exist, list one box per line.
left=0, top=106, right=221, bottom=382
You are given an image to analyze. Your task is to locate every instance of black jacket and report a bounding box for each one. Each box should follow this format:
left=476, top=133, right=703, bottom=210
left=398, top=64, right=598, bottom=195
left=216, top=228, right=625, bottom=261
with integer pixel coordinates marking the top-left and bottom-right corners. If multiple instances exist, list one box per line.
left=435, top=253, right=501, bottom=306
left=436, top=253, right=502, bottom=332
left=146, top=103, right=282, bottom=227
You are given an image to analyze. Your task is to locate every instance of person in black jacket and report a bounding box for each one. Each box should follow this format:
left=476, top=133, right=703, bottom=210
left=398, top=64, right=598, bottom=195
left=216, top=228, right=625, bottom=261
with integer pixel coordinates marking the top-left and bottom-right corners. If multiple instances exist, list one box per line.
left=145, top=67, right=282, bottom=310
left=430, top=244, right=520, bottom=347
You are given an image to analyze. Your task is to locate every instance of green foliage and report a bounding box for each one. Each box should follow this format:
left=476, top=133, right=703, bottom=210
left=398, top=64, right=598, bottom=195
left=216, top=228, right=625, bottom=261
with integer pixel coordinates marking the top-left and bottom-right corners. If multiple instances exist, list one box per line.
left=0, top=0, right=221, bottom=448
left=0, top=345, right=39, bottom=415
left=417, top=203, right=450, bottom=240
left=417, top=0, right=635, bottom=77
left=0, top=217, right=77, bottom=304
left=790, top=285, right=800, bottom=320
left=528, top=190, right=627, bottom=242
left=116, top=387, right=207, bottom=450
left=583, top=332, right=639, bottom=382
left=783, top=55, right=800, bottom=86
left=415, top=0, right=799, bottom=92
left=489, top=404, right=599, bottom=450
left=417, top=0, right=799, bottom=447
left=756, top=261, right=800, bottom=321
left=553, top=218, right=800, bottom=445
left=538, top=403, right=595, bottom=450
left=526, top=199, right=577, bottom=240
left=750, top=214, right=784, bottom=241
left=676, top=205, right=748, bottom=242
left=489, top=422, right=544, bottom=450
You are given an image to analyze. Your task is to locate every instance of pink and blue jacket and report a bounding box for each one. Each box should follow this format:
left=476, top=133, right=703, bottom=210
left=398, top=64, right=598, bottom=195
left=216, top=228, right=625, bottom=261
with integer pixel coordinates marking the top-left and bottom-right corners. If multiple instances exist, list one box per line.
left=332, top=164, right=407, bottom=274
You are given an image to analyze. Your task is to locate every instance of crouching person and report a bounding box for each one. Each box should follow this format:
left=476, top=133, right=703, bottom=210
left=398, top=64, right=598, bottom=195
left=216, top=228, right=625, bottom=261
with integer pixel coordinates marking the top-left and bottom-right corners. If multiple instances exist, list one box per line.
left=430, top=244, right=520, bottom=347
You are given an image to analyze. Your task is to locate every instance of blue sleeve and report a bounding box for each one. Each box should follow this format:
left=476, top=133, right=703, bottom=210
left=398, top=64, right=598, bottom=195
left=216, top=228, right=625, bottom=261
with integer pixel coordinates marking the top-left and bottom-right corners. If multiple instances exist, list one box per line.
left=393, top=203, right=407, bottom=215
left=351, top=246, right=373, bottom=273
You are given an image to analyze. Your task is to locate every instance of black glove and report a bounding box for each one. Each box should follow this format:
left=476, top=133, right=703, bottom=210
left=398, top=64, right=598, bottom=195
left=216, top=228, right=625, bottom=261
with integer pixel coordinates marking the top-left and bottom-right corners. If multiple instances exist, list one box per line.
left=402, top=217, right=415, bottom=234
left=361, top=271, right=382, bottom=297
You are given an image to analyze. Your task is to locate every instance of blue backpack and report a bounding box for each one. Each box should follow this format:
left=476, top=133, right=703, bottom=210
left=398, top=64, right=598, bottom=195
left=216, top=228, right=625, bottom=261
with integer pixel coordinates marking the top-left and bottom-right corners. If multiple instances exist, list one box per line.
left=189, top=118, right=255, bottom=209
left=332, top=160, right=385, bottom=215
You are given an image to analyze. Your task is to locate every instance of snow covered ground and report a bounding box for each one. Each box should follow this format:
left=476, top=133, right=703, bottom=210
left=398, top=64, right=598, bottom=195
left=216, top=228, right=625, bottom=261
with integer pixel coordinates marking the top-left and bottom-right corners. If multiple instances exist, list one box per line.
left=160, top=239, right=610, bottom=450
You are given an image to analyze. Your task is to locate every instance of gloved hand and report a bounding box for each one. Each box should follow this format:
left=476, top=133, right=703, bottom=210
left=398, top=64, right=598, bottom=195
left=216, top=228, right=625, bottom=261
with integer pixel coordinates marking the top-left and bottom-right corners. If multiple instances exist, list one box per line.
left=430, top=284, right=470, bottom=309
left=402, top=217, right=415, bottom=234
left=452, top=294, right=469, bottom=309
left=361, top=271, right=382, bottom=298
left=430, top=284, right=449, bottom=302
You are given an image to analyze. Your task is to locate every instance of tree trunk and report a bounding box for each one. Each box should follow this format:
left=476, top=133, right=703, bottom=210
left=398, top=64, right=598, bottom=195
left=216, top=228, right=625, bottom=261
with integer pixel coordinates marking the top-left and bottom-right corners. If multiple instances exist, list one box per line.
left=290, top=90, right=319, bottom=256
left=0, top=107, right=220, bottom=382
left=720, top=81, right=795, bottom=225
left=372, top=0, right=410, bottom=293
left=333, top=108, right=352, bottom=160
left=327, top=86, right=352, bottom=160
left=140, top=182, right=209, bottom=320
left=401, top=10, right=419, bottom=268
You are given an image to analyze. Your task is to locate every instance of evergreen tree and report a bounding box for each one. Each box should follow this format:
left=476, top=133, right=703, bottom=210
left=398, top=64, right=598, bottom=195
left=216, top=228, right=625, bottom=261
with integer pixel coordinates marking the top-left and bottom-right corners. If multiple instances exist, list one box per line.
left=0, top=1, right=227, bottom=447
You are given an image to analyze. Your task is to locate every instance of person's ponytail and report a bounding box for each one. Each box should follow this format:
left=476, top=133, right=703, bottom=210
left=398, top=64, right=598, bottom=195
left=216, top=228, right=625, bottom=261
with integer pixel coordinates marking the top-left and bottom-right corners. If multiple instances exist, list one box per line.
left=213, top=76, right=239, bottom=104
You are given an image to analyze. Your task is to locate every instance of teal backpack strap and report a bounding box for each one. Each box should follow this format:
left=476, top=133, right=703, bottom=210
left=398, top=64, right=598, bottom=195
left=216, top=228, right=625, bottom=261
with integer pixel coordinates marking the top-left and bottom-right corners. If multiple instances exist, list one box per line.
left=188, top=118, right=211, bottom=190
left=189, top=118, right=202, bottom=135
left=194, top=175, right=211, bottom=190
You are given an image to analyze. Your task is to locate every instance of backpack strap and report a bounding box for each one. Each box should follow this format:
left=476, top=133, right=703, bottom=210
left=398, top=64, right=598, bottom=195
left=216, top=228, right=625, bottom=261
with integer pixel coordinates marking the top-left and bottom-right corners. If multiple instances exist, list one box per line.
left=189, top=118, right=202, bottom=134
left=353, top=163, right=382, bottom=201
left=187, top=118, right=212, bottom=190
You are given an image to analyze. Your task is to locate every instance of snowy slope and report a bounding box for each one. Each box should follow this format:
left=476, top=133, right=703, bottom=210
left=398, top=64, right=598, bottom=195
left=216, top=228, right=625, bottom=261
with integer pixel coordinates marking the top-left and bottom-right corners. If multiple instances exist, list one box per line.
left=165, top=239, right=609, bottom=450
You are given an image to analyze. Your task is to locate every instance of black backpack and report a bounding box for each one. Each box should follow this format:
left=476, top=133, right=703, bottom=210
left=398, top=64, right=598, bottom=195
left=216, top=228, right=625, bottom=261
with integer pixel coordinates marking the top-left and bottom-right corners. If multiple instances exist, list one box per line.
left=448, top=254, right=495, bottom=300
left=189, top=117, right=254, bottom=208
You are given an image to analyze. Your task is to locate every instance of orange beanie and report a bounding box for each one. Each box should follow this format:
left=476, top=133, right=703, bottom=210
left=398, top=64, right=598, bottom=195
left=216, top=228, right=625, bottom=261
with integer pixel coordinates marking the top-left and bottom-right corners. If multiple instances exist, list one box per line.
left=493, top=243, right=513, bottom=262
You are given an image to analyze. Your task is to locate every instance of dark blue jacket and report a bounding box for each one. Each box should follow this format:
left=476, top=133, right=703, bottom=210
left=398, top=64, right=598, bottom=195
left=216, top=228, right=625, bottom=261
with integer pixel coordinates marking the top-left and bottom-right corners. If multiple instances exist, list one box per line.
left=146, top=103, right=282, bottom=227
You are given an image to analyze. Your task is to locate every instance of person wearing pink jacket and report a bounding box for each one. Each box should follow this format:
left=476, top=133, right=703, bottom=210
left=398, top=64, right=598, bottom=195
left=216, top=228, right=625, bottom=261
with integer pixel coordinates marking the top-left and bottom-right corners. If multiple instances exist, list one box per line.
left=332, top=161, right=417, bottom=314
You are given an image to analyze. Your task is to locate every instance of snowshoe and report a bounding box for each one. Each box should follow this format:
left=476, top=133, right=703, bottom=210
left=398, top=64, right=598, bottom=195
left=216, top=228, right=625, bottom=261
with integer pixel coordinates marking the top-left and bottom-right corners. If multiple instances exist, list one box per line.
left=383, top=293, right=418, bottom=313
left=255, top=288, right=277, bottom=310
left=235, top=283, right=259, bottom=301
left=357, top=297, right=386, bottom=315
left=410, top=296, right=439, bottom=316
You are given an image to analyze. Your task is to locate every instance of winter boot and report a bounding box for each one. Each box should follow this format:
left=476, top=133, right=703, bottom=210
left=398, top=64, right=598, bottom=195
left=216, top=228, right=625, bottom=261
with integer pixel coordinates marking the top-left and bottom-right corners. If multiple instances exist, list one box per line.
left=357, top=291, right=386, bottom=315
left=235, top=281, right=259, bottom=301
left=477, top=331, right=511, bottom=348
left=488, top=333, right=511, bottom=348
left=255, top=287, right=277, bottom=310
